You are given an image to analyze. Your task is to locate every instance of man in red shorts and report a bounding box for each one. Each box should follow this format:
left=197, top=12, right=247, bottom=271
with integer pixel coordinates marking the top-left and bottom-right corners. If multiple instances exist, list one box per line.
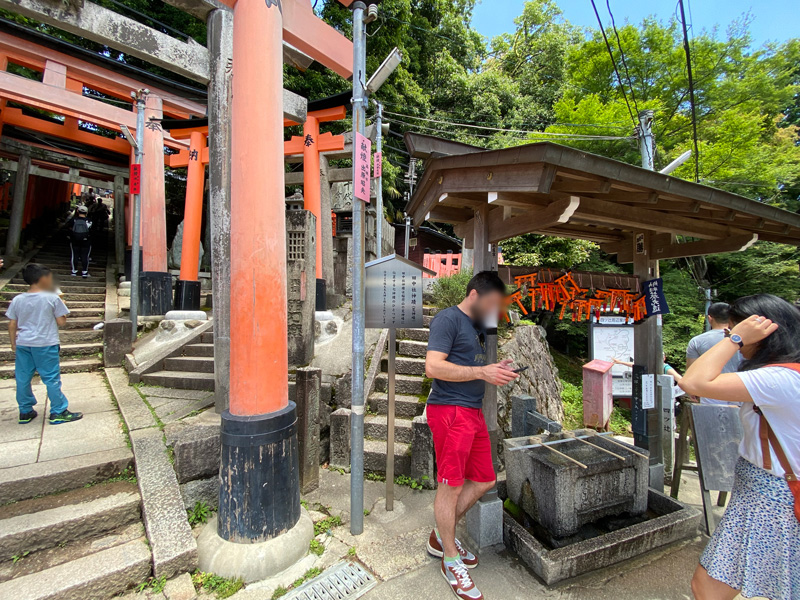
left=424, top=271, right=519, bottom=600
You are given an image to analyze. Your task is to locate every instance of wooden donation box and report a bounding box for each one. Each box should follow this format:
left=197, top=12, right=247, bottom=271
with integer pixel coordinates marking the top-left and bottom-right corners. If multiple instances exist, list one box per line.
left=583, top=359, right=614, bottom=430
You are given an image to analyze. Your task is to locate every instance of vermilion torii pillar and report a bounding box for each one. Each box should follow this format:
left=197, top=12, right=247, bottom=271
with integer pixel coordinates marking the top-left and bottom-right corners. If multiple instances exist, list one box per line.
left=195, top=0, right=352, bottom=581
left=163, top=122, right=209, bottom=310
left=285, top=105, right=345, bottom=309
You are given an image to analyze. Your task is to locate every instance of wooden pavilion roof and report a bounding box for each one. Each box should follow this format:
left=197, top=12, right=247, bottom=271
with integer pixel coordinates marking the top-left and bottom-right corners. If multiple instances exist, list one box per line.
left=405, top=137, right=800, bottom=262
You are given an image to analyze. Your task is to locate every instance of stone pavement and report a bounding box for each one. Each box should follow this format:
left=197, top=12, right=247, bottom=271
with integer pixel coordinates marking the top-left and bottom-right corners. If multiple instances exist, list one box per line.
left=0, top=371, right=129, bottom=469
left=293, top=469, right=759, bottom=600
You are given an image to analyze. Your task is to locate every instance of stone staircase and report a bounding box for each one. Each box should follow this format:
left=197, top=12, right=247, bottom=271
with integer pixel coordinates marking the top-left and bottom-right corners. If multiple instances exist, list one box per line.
left=0, top=477, right=150, bottom=599
left=0, top=238, right=107, bottom=377
left=138, top=329, right=215, bottom=391
left=363, top=308, right=434, bottom=476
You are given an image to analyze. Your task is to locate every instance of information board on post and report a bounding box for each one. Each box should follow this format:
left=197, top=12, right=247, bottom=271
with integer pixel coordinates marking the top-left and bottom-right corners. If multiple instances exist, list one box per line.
left=365, top=255, right=432, bottom=329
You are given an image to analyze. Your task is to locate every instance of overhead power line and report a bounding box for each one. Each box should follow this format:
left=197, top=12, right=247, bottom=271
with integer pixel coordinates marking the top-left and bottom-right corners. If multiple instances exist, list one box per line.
left=590, top=0, right=636, bottom=126
left=384, top=110, right=632, bottom=140
left=605, top=0, right=639, bottom=114
left=678, top=0, right=701, bottom=182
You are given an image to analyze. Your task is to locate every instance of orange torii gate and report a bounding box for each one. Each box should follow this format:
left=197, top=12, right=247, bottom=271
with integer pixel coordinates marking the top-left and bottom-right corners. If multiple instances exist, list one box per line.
left=165, top=105, right=344, bottom=311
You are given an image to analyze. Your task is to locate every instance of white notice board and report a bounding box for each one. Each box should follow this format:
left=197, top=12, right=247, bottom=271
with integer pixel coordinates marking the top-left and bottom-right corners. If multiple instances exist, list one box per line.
left=590, top=320, right=635, bottom=397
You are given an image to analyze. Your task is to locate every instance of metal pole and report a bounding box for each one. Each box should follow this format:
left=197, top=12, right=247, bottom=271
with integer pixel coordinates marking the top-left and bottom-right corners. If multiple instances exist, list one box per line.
left=350, top=0, right=367, bottom=536
left=130, top=91, right=146, bottom=343
left=386, top=327, right=396, bottom=511
left=375, top=102, right=383, bottom=259
left=403, top=215, right=410, bottom=259
left=704, top=287, right=712, bottom=331
left=638, top=110, right=654, bottom=172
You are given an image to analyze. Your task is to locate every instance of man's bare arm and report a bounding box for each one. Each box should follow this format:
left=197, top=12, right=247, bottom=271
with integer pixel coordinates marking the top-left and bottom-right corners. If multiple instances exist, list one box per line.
left=56, top=315, right=67, bottom=327
left=425, top=351, right=518, bottom=386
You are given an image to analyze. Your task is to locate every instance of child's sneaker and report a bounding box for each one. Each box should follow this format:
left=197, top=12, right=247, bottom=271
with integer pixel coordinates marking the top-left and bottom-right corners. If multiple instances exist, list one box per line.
left=18, top=410, right=37, bottom=424
left=49, top=410, right=83, bottom=424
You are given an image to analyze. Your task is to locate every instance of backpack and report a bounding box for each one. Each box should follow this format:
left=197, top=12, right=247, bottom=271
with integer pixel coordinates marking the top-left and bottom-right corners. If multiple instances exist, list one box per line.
left=71, top=217, right=90, bottom=239
left=756, top=363, right=800, bottom=522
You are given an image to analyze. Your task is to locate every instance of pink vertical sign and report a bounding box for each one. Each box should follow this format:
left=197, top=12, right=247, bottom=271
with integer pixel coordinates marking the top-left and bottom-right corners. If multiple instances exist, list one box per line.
left=374, top=151, right=382, bottom=178
left=355, top=131, right=372, bottom=203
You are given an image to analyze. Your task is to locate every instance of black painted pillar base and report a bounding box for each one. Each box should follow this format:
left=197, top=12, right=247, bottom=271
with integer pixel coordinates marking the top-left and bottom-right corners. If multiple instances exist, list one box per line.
left=315, top=279, right=327, bottom=311
left=139, top=271, right=173, bottom=316
left=174, top=279, right=202, bottom=311
left=217, top=403, right=301, bottom=543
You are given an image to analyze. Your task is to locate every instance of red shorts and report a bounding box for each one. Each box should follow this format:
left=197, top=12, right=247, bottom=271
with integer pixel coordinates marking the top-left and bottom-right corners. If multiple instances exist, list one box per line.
left=426, top=404, right=495, bottom=487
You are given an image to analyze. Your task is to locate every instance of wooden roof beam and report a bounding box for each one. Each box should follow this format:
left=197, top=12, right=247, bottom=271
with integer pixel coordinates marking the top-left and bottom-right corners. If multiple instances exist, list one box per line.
left=425, top=206, right=474, bottom=224
left=573, top=197, right=746, bottom=240
left=488, top=196, right=580, bottom=244
left=605, top=233, right=758, bottom=264
left=551, top=178, right=611, bottom=194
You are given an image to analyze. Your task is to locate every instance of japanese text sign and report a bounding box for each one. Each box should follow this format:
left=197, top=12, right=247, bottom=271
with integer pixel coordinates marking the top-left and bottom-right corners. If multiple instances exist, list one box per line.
left=374, top=151, right=382, bottom=179
left=130, top=164, right=141, bottom=195
left=355, top=132, right=371, bottom=203
left=643, top=278, right=670, bottom=317
left=365, top=255, right=432, bottom=329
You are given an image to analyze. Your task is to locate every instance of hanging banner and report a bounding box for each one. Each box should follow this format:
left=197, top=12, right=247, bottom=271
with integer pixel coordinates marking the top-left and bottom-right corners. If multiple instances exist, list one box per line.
left=374, top=151, right=382, bottom=179
left=354, top=132, right=372, bottom=203
left=130, top=164, right=141, bottom=195
left=643, top=278, right=670, bottom=317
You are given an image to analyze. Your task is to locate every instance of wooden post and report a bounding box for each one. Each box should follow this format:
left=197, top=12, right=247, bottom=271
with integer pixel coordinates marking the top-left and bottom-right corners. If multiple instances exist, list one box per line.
left=113, top=174, right=125, bottom=267
left=208, top=8, right=233, bottom=413
left=5, top=152, right=31, bottom=257
left=141, top=94, right=168, bottom=273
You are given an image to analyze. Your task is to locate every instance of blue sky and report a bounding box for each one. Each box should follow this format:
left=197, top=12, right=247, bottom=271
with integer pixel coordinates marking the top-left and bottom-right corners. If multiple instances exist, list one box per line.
left=471, top=0, right=798, bottom=47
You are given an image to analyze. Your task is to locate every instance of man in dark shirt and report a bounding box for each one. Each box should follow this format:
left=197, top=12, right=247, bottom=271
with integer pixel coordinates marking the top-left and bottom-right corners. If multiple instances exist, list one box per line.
left=424, top=271, right=519, bottom=600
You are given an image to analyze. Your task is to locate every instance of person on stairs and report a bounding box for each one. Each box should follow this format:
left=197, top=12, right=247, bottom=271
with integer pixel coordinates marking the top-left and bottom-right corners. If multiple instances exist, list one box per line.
left=66, top=205, right=92, bottom=277
left=6, top=263, right=82, bottom=425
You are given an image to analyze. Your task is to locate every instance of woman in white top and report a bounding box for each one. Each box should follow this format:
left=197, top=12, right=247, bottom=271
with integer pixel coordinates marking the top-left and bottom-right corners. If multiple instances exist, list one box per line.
left=681, top=294, right=800, bottom=600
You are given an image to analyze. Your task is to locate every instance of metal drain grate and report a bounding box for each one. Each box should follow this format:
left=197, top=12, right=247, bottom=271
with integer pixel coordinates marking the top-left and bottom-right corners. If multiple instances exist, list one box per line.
left=284, top=561, right=378, bottom=600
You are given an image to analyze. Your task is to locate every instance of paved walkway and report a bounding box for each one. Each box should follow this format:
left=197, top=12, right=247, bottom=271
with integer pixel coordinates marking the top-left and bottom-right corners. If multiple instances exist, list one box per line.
left=0, top=371, right=129, bottom=469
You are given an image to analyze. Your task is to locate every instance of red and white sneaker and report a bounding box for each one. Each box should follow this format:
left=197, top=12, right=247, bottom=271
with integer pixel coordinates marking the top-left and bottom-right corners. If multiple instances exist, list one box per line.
left=441, top=558, right=483, bottom=600
left=427, top=529, right=478, bottom=568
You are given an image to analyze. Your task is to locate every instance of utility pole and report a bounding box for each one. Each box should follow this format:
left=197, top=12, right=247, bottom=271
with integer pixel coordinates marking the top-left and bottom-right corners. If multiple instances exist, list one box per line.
left=375, top=102, right=383, bottom=258
left=129, top=90, right=147, bottom=343
left=350, top=0, right=369, bottom=537
left=638, top=110, right=654, bottom=171
left=403, top=158, right=417, bottom=259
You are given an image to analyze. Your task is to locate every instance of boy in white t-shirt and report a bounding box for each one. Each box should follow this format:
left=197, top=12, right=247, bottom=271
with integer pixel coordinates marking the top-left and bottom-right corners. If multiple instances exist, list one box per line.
left=6, top=264, right=82, bottom=425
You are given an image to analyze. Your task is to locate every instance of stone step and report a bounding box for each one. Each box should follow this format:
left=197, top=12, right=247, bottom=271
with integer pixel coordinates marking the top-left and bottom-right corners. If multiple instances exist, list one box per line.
left=0, top=356, right=103, bottom=377
left=0, top=488, right=141, bottom=561
left=140, top=370, right=215, bottom=391
left=375, top=372, right=427, bottom=396
left=0, top=447, right=133, bottom=504
left=0, top=330, right=103, bottom=344
left=396, top=328, right=429, bottom=342
left=0, top=522, right=144, bottom=584
left=369, top=393, right=426, bottom=419
left=364, top=439, right=411, bottom=475
left=0, top=538, right=151, bottom=600
left=182, top=343, right=214, bottom=357
left=423, top=314, right=433, bottom=327
left=381, top=355, right=426, bottom=376
left=0, top=300, right=103, bottom=310
left=398, top=339, right=428, bottom=357
left=163, top=356, right=214, bottom=373
left=364, top=414, right=413, bottom=444
left=0, top=342, right=102, bottom=361
left=423, top=306, right=437, bottom=316
left=0, top=290, right=106, bottom=302
left=0, top=316, right=103, bottom=328
left=3, top=284, right=106, bottom=294
left=200, top=332, right=213, bottom=344
left=12, top=278, right=104, bottom=289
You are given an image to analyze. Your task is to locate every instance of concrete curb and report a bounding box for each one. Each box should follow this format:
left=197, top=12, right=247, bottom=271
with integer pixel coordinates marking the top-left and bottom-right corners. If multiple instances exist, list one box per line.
left=130, top=427, right=198, bottom=579
left=106, top=367, right=159, bottom=431
left=127, top=319, right=214, bottom=382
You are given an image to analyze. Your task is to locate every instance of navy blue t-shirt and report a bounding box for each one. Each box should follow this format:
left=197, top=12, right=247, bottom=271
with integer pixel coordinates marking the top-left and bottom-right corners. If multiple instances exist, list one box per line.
left=426, top=306, right=487, bottom=409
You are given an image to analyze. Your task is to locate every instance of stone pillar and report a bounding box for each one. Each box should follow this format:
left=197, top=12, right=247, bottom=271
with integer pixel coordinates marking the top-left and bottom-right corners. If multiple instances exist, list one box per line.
left=411, top=415, right=436, bottom=489
left=5, top=152, right=31, bottom=257
left=141, top=94, right=168, bottom=273
left=113, top=175, right=125, bottom=268
left=319, top=155, right=335, bottom=290
left=286, top=210, right=316, bottom=367
left=295, top=367, right=321, bottom=493
left=329, top=408, right=351, bottom=468
left=103, top=318, right=131, bottom=367
left=208, top=8, right=233, bottom=413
